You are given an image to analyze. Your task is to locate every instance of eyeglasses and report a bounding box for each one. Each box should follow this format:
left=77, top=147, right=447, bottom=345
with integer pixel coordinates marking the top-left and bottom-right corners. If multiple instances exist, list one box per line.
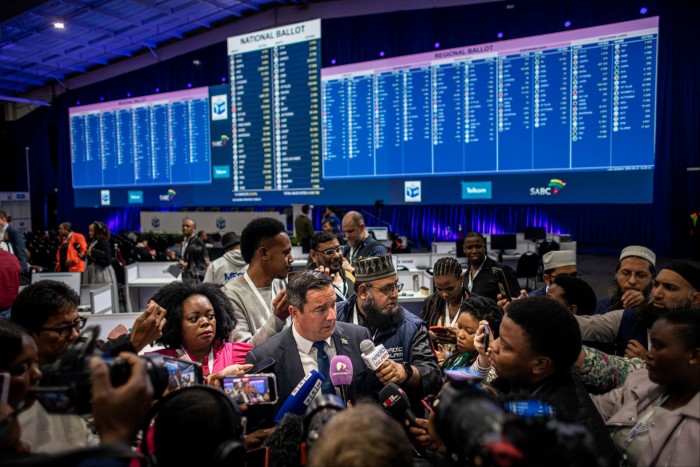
left=368, top=282, right=404, bottom=296
left=315, top=246, right=344, bottom=256
left=40, top=317, right=88, bottom=337
left=186, top=311, right=216, bottom=324
left=617, top=269, right=651, bottom=281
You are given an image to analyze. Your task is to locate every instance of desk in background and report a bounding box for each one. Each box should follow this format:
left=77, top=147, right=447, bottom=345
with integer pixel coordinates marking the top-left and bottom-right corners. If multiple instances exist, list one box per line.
left=124, top=262, right=179, bottom=313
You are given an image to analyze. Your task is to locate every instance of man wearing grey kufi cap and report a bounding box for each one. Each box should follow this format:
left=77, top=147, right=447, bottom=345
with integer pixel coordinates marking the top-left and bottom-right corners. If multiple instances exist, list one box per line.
left=529, top=250, right=579, bottom=297
left=594, top=245, right=656, bottom=315
left=335, top=254, right=441, bottom=406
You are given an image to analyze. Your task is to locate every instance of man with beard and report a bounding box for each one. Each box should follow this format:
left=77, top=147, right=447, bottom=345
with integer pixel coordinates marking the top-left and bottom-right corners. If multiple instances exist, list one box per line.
left=575, top=260, right=700, bottom=357
left=595, top=245, right=656, bottom=314
left=309, top=231, right=355, bottom=302
left=462, top=232, right=520, bottom=301
left=336, top=254, right=441, bottom=402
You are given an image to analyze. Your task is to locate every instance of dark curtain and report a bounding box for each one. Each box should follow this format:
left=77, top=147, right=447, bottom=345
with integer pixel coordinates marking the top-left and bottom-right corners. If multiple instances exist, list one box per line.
left=4, top=0, right=698, bottom=257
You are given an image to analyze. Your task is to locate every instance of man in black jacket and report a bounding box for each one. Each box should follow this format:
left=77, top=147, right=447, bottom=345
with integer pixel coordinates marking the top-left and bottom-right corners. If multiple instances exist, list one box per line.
left=487, top=297, right=619, bottom=466
left=463, top=232, right=519, bottom=301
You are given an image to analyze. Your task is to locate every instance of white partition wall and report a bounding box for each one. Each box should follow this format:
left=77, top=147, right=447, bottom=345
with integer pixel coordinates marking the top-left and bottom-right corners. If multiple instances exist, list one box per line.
left=139, top=211, right=287, bottom=234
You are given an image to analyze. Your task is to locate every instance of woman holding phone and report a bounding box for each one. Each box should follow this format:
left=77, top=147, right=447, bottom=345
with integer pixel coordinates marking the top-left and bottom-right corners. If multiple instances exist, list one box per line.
left=148, top=282, right=251, bottom=379
left=441, top=296, right=503, bottom=373
left=421, top=257, right=470, bottom=355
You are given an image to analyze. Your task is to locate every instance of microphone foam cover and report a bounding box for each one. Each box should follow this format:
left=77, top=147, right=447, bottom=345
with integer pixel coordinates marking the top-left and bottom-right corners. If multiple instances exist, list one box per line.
left=360, top=339, right=375, bottom=354
left=329, top=355, right=353, bottom=386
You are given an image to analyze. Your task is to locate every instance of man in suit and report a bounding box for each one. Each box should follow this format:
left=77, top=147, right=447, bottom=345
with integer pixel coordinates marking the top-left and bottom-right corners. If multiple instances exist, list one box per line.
left=463, top=231, right=520, bottom=301
left=246, top=270, right=379, bottom=427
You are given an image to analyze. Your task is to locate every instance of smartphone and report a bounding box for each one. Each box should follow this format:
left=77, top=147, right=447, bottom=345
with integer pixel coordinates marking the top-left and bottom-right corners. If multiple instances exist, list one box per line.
left=492, top=267, right=512, bottom=301
left=429, top=326, right=447, bottom=333
left=0, top=372, right=10, bottom=404
left=245, top=357, right=276, bottom=375
left=483, top=326, right=490, bottom=350
left=222, top=373, right=278, bottom=405
left=162, top=356, right=204, bottom=391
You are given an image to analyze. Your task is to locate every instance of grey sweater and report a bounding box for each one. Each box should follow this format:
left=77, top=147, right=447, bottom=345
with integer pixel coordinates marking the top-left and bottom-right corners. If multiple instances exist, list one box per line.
left=223, top=275, right=288, bottom=345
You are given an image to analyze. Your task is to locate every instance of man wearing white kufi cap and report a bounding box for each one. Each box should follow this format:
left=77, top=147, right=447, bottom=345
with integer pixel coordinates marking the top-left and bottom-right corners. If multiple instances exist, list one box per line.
left=529, top=250, right=579, bottom=297
left=594, top=245, right=656, bottom=315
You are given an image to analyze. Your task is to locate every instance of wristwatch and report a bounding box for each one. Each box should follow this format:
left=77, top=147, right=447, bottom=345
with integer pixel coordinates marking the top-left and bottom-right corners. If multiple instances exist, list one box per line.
left=402, top=361, right=414, bottom=384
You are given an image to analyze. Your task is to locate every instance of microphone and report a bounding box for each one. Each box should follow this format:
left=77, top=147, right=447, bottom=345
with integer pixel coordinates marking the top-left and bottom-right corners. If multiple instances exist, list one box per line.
left=360, top=339, right=390, bottom=371
left=329, top=355, right=353, bottom=405
left=379, top=383, right=417, bottom=426
left=274, top=370, right=324, bottom=424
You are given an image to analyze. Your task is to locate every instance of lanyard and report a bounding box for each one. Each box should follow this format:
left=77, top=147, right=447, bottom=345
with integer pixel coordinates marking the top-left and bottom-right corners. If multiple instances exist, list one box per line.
left=444, top=302, right=460, bottom=327
left=351, top=303, right=360, bottom=326
left=622, top=393, right=669, bottom=454
left=333, top=280, right=347, bottom=301
left=467, top=262, right=484, bottom=292
left=243, top=272, right=272, bottom=315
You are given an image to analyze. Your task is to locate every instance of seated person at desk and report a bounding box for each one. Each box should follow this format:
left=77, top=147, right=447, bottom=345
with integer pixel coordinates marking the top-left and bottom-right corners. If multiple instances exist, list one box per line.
left=462, top=232, right=519, bottom=301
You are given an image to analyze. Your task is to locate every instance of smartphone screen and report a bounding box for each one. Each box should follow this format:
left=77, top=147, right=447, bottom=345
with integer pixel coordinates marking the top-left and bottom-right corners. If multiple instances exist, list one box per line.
left=492, top=267, right=512, bottom=301
left=162, top=357, right=204, bottom=391
left=222, top=373, right=278, bottom=405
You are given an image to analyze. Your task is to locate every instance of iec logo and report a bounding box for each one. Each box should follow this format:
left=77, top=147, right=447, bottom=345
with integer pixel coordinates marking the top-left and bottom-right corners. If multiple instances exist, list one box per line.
left=151, top=217, right=160, bottom=229
left=461, top=181, right=492, bottom=200
left=216, top=218, right=226, bottom=230
left=404, top=181, right=422, bottom=203
left=100, top=190, right=111, bottom=206
left=211, top=95, right=227, bottom=121
left=530, top=179, right=566, bottom=196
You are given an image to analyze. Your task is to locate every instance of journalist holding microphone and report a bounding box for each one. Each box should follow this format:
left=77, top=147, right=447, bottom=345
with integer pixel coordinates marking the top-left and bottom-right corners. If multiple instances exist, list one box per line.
left=246, top=270, right=379, bottom=427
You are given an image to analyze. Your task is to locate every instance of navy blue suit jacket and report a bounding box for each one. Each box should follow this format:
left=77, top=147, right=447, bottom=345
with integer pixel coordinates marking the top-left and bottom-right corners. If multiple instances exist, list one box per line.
left=245, top=321, right=380, bottom=426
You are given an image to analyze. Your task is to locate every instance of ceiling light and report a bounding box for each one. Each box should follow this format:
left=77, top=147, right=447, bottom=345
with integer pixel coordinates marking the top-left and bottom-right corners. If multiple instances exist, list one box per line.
left=53, top=22, right=65, bottom=29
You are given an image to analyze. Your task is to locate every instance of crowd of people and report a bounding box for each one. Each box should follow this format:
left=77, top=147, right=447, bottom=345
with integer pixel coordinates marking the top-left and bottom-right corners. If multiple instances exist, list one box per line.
left=0, top=212, right=698, bottom=467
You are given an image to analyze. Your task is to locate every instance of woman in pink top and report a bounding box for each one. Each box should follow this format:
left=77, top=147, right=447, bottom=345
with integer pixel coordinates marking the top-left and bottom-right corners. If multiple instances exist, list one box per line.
left=148, top=282, right=248, bottom=378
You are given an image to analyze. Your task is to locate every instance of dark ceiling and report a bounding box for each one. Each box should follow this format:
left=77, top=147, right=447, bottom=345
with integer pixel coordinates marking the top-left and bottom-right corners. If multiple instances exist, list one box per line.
left=0, top=0, right=312, bottom=99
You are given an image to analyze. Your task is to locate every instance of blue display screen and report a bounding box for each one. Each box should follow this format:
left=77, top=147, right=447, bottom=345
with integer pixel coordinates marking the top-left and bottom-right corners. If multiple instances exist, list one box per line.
left=71, top=17, right=658, bottom=208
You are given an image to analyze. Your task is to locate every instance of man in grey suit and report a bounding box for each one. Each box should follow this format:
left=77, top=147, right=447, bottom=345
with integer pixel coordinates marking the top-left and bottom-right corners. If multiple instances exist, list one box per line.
left=246, top=270, right=379, bottom=427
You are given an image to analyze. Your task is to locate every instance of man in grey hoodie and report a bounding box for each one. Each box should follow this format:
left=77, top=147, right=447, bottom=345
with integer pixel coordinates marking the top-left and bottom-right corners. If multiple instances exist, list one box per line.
left=223, top=218, right=293, bottom=345
left=204, top=232, right=247, bottom=285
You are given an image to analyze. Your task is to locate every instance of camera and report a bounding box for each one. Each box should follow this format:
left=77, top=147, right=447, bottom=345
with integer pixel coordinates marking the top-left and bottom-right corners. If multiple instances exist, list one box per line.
left=304, top=394, right=345, bottom=449
left=434, top=379, right=605, bottom=467
left=30, top=326, right=169, bottom=414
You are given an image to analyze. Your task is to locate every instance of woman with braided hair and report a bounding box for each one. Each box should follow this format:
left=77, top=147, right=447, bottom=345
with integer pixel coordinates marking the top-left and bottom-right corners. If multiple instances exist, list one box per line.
left=421, top=257, right=470, bottom=359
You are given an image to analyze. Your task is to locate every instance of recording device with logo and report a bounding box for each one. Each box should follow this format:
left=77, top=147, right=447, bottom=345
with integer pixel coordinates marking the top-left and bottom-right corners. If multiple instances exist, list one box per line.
left=329, top=355, right=353, bottom=405
left=492, top=267, right=512, bottom=301
left=360, top=339, right=390, bottom=371
left=379, top=383, right=417, bottom=426
left=434, top=378, right=601, bottom=467
left=222, top=373, right=278, bottom=406
left=274, top=369, right=324, bottom=424
left=29, top=326, right=169, bottom=414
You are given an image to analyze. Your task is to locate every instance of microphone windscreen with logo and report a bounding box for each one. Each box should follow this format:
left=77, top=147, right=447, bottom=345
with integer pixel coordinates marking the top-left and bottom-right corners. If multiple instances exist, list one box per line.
left=329, top=355, right=353, bottom=387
